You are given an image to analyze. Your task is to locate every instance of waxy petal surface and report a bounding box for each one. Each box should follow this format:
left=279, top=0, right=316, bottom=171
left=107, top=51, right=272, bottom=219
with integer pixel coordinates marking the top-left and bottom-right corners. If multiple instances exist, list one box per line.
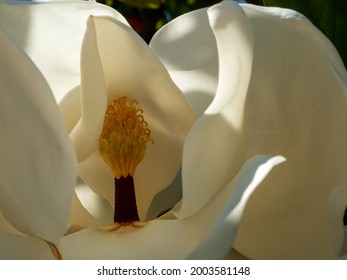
left=0, top=232, right=54, bottom=260
left=152, top=1, right=347, bottom=259
left=0, top=29, right=77, bottom=242
left=60, top=155, right=284, bottom=259
left=150, top=7, right=219, bottom=117
left=233, top=4, right=347, bottom=259
left=179, top=1, right=254, bottom=219
left=0, top=0, right=128, bottom=103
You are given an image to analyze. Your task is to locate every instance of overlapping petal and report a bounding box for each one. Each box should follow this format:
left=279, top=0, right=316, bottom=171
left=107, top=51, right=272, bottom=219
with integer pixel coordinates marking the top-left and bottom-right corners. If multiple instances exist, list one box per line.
left=60, top=155, right=284, bottom=259
left=0, top=28, right=77, bottom=242
left=151, top=1, right=347, bottom=259
left=0, top=232, right=55, bottom=260
left=57, top=5, right=286, bottom=259
left=0, top=0, right=195, bottom=225
left=150, top=7, right=219, bottom=117
left=177, top=1, right=254, bottom=220
left=233, top=4, right=347, bottom=260
left=187, top=155, right=285, bottom=259
left=0, top=0, right=129, bottom=103
left=2, top=0, right=345, bottom=260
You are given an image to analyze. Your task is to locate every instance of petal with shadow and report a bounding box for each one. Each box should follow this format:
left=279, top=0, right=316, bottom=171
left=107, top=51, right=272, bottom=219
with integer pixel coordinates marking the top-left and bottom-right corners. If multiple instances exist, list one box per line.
left=0, top=29, right=77, bottom=242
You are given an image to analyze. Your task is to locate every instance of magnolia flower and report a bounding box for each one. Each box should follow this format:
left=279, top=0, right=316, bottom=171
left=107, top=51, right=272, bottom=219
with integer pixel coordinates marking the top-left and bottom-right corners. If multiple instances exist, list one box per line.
left=0, top=27, right=77, bottom=259
left=1, top=0, right=346, bottom=260
left=150, top=1, right=347, bottom=259
left=0, top=0, right=285, bottom=259
left=58, top=6, right=285, bottom=259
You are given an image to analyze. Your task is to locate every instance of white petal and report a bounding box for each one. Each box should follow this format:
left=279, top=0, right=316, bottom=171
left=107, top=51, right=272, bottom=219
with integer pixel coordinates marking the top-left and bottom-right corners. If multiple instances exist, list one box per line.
left=77, top=16, right=195, bottom=219
left=0, top=29, right=77, bottom=242
left=155, top=1, right=347, bottom=259
left=0, top=232, right=54, bottom=260
left=187, top=155, right=285, bottom=259
left=67, top=192, right=107, bottom=233
left=0, top=210, right=23, bottom=236
left=150, top=7, right=218, bottom=117
left=179, top=1, right=254, bottom=218
left=69, top=16, right=107, bottom=162
left=145, top=169, right=182, bottom=220
left=232, top=5, right=347, bottom=259
left=0, top=1, right=129, bottom=103
left=205, top=1, right=254, bottom=115
left=74, top=177, right=113, bottom=224
left=60, top=155, right=284, bottom=259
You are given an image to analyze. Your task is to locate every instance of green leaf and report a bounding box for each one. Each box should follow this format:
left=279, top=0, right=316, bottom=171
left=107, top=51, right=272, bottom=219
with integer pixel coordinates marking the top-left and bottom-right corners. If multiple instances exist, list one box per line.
left=263, top=0, right=347, bottom=68
left=119, top=0, right=161, bottom=9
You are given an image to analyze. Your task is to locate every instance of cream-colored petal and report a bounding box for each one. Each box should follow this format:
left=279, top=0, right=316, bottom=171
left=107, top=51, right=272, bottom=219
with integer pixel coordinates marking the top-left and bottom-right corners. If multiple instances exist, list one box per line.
left=0, top=232, right=54, bottom=260
left=70, top=16, right=107, bottom=162
left=0, top=1, right=129, bottom=103
left=154, top=1, right=347, bottom=259
left=0, top=210, right=23, bottom=236
left=74, top=177, right=113, bottom=224
left=167, top=67, right=218, bottom=117
left=150, top=7, right=218, bottom=117
left=178, top=1, right=254, bottom=218
left=67, top=192, right=106, bottom=233
left=60, top=155, right=283, bottom=259
left=187, top=156, right=285, bottom=259
left=77, top=16, right=195, bottom=220
left=146, top=169, right=182, bottom=220
left=0, top=29, right=77, bottom=242
left=232, top=5, right=347, bottom=259
left=68, top=172, right=112, bottom=232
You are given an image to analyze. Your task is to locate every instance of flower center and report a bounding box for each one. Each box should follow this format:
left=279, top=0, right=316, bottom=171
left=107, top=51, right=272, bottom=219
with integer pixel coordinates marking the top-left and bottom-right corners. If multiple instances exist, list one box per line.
left=99, top=97, right=153, bottom=178
left=98, top=97, right=153, bottom=224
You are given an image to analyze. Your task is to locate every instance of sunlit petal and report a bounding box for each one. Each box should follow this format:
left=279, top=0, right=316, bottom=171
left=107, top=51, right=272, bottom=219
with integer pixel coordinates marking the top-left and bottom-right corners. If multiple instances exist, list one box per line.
left=187, top=155, right=285, bottom=259
left=152, top=1, right=347, bottom=259
left=178, top=1, right=254, bottom=218
left=0, top=29, right=77, bottom=242
left=232, top=4, right=347, bottom=259
left=150, top=8, right=218, bottom=117
left=60, top=155, right=284, bottom=259
left=70, top=16, right=107, bottom=162
left=0, top=0, right=129, bottom=103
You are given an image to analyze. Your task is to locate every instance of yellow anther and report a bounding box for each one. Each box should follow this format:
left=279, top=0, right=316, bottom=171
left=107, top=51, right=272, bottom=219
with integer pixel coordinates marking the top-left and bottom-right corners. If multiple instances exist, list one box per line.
left=98, top=97, right=153, bottom=178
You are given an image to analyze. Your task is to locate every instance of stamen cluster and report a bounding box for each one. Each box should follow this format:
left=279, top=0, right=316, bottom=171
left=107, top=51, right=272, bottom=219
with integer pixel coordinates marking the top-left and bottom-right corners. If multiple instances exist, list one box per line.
left=99, top=97, right=153, bottom=178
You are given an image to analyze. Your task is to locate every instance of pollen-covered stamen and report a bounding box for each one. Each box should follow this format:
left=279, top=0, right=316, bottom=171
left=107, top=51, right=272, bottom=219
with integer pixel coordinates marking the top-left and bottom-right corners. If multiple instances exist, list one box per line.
left=99, top=97, right=153, bottom=179
left=98, top=97, right=153, bottom=225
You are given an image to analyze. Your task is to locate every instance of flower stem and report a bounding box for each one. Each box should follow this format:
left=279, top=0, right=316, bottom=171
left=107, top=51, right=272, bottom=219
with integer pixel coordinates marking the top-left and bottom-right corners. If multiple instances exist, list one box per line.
left=114, top=175, right=139, bottom=224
